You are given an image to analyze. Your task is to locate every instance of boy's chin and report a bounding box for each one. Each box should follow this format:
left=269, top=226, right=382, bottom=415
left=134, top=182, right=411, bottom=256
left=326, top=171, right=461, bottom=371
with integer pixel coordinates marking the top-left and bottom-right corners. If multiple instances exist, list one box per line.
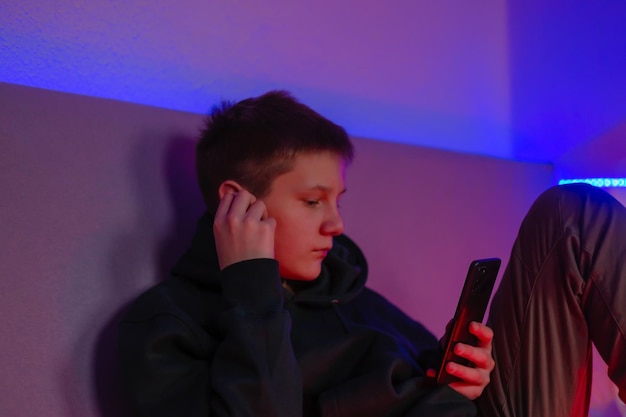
left=280, top=266, right=322, bottom=281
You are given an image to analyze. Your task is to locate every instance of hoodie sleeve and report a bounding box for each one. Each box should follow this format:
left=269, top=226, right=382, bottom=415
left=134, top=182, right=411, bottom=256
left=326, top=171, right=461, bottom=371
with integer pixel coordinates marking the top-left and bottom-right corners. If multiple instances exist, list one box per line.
left=118, top=258, right=302, bottom=417
left=337, top=288, right=478, bottom=417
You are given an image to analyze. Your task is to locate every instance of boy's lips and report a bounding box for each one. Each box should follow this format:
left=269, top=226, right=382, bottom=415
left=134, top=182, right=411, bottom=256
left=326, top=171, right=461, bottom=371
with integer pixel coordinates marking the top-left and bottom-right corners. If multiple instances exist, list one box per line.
left=313, top=247, right=331, bottom=256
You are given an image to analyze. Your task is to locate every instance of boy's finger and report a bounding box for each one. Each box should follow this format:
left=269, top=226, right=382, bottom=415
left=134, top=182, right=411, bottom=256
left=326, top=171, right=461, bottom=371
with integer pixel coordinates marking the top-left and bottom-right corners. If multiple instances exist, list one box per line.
left=446, top=361, right=478, bottom=382
left=454, top=343, right=493, bottom=368
left=227, top=189, right=257, bottom=216
left=215, top=192, right=237, bottom=220
left=245, top=200, right=270, bottom=222
left=453, top=336, right=495, bottom=376
left=469, top=322, right=494, bottom=347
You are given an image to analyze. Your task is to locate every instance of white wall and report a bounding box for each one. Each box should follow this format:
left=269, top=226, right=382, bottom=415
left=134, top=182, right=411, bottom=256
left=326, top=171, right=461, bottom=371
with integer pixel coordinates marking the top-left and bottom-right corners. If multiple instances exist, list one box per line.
left=0, top=0, right=513, bottom=157
left=1, top=82, right=622, bottom=417
left=3, top=1, right=626, bottom=173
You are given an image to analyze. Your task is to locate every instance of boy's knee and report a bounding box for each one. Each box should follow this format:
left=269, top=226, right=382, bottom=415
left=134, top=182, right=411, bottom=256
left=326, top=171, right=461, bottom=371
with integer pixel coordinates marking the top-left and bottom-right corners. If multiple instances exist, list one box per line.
left=523, top=185, right=565, bottom=225
left=517, top=184, right=604, bottom=243
left=539, top=183, right=597, bottom=204
left=533, top=183, right=612, bottom=217
left=556, top=183, right=620, bottom=213
left=525, top=184, right=623, bottom=242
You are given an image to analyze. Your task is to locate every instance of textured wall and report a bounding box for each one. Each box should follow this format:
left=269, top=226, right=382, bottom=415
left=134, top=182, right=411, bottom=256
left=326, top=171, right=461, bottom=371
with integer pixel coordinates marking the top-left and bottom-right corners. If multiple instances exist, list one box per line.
left=3, top=1, right=626, bottom=174
left=0, top=0, right=513, bottom=157
left=0, top=82, right=621, bottom=417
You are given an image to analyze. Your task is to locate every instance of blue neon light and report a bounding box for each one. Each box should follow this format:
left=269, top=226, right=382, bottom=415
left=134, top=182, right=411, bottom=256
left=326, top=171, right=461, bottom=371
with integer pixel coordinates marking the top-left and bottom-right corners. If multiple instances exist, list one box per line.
left=558, top=178, right=626, bottom=188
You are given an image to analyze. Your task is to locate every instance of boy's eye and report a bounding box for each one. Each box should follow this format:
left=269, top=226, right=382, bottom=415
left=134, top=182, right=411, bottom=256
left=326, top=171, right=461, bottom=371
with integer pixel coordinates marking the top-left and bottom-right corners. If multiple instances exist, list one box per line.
left=305, top=200, right=320, bottom=207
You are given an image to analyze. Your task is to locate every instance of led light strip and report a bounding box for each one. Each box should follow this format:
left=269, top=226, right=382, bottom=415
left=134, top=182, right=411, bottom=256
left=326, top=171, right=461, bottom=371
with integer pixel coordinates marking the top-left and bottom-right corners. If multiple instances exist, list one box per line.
left=558, top=178, right=626, bottom=188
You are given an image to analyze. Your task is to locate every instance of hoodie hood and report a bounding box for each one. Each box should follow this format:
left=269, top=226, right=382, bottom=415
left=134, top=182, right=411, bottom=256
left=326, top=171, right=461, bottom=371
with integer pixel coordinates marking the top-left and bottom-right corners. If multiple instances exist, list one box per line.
left=171, top=213, right=368, bottom=306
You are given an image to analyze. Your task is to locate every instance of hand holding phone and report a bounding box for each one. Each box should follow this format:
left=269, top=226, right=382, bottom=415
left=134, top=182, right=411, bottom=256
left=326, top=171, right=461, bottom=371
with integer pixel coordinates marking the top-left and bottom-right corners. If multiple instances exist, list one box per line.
left=436, top=258, right=500, bottom=385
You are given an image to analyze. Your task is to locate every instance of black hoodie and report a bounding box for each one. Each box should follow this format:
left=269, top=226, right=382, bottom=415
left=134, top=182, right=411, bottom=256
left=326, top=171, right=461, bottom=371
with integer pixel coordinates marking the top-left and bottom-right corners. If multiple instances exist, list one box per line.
left=118, top=214, right=477, bottom=417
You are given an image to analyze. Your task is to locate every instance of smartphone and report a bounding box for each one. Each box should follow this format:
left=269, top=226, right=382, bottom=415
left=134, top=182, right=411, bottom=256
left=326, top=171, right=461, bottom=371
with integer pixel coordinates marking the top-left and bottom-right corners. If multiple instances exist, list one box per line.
left=436, top=258, right=501, bottom=385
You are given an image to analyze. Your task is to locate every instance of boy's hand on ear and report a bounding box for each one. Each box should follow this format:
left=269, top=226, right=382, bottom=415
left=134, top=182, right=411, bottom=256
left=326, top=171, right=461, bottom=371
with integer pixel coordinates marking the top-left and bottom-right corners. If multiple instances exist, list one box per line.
left=213, top=189, right=276, bottom=270
left=445, top=322, right=495, bottom=400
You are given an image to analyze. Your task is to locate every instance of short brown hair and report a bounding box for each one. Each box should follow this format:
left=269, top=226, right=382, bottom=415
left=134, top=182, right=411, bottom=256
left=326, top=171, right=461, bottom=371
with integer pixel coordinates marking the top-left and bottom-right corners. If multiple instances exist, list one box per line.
left=196, top=90, right=354, bottom=212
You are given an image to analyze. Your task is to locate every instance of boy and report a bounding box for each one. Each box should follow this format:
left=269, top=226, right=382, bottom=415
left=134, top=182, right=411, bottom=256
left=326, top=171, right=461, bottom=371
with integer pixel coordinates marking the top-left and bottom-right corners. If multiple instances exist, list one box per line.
left=119, top=91, right=626, bottom=417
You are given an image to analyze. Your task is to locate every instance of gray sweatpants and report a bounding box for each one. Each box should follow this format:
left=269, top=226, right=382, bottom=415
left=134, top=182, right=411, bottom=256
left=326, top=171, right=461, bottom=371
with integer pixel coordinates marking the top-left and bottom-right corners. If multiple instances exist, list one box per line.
left=476, top=184, right=626, bottom=417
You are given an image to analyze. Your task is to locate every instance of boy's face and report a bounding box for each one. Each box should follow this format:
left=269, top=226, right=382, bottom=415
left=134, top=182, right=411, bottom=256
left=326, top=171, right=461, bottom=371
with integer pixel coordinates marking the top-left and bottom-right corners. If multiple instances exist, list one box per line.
left=261, top=151, right=346, bottom=281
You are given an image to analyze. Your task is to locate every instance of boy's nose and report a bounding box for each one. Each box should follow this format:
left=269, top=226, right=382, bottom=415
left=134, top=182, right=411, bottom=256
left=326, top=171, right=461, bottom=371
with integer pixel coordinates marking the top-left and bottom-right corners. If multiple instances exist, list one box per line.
left=322, top=212, right=344, bottom=236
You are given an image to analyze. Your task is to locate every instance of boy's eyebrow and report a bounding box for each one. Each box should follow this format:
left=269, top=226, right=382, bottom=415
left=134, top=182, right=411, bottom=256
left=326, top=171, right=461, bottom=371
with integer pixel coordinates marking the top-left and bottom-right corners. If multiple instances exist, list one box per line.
left=302, top=185, right=347, bottom=194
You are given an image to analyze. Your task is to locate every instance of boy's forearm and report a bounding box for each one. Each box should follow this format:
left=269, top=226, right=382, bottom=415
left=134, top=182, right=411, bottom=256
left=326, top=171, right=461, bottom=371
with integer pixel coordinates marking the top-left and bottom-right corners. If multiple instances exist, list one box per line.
left=119, top=259, right=302, bottom=417
left=213, top=258, right=302, bottom=416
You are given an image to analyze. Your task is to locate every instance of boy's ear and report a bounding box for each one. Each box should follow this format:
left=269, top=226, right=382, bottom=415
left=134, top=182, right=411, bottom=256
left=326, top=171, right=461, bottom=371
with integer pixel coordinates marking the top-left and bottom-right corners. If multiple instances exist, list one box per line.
left=218, top=180, right=244, bottom=199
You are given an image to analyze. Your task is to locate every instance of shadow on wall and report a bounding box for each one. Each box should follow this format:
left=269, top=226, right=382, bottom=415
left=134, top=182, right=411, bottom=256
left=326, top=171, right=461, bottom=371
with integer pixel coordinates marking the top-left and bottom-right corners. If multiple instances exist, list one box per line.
left=157, top=135, right=207, bottom=275
left=90, top=135, right=205, bottom=417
